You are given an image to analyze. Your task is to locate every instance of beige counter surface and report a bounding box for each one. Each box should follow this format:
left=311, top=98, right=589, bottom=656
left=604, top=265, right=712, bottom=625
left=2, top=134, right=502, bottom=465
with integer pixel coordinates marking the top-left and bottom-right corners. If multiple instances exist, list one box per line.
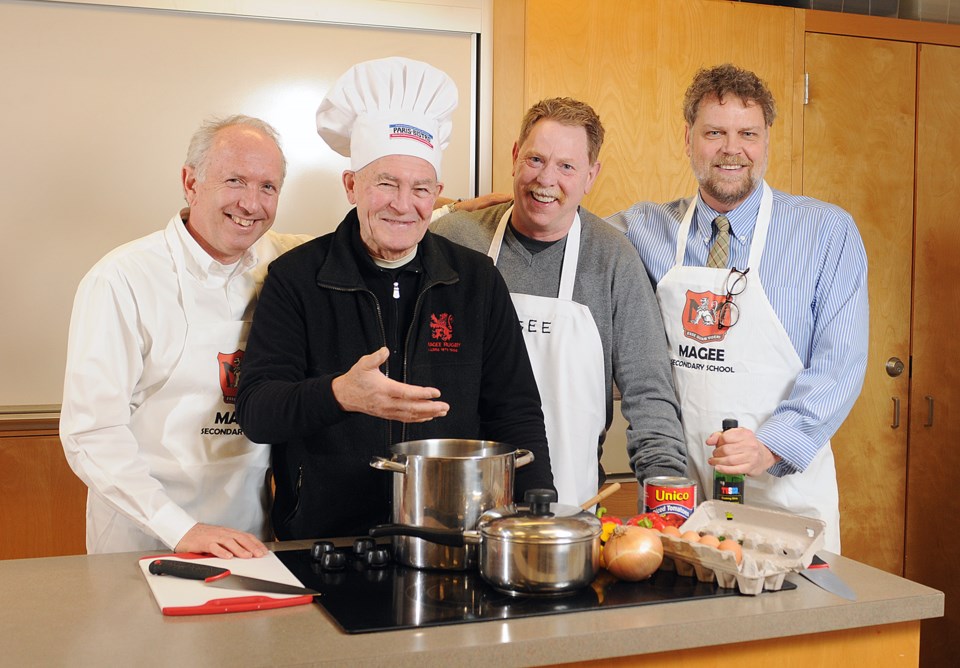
left=0, top=540, right=942, bottom=667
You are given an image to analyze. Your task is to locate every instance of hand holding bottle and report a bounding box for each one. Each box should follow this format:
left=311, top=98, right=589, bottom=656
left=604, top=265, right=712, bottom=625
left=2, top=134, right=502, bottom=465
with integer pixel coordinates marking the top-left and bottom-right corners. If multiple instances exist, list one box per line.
left=707, top=420, right=782, bottom=479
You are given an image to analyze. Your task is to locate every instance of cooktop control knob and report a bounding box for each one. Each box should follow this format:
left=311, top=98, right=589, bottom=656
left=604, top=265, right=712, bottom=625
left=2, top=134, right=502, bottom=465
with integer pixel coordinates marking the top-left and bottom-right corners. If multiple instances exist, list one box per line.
left=310, top=540, right=335, bottom=562
left=365, top=547, right=391, bottom=568
left=352, top=537, right=376, bottom=557
left=320, top=551, right=347, bottom=571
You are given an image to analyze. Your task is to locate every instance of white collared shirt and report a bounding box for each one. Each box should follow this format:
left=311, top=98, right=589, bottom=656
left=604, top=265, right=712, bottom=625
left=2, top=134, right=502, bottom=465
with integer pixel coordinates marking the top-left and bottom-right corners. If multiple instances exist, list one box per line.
left=60, top=211, right=308, bottom=549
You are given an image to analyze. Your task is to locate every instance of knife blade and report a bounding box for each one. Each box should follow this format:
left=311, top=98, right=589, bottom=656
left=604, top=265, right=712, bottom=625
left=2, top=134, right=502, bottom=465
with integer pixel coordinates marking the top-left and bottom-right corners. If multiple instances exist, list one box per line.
left=798, top=555, right=856, bottom=601
left=148, top=559, right=319, bottom=597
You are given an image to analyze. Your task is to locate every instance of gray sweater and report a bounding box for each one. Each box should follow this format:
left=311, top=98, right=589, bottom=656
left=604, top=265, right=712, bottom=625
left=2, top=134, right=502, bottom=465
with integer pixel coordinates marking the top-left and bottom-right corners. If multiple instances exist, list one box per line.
left=432, top=202, right=685, bottom=487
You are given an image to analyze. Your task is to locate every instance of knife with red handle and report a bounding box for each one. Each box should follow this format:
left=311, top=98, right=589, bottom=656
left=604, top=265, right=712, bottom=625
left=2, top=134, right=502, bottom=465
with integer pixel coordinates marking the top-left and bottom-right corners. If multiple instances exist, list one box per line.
left=148, top=559, right=319, bottom=597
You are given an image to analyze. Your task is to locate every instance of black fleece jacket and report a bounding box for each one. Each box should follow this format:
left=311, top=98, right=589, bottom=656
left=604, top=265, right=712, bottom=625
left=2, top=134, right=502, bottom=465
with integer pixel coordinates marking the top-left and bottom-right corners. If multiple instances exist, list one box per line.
left=236, top=210, right=554, bottom=540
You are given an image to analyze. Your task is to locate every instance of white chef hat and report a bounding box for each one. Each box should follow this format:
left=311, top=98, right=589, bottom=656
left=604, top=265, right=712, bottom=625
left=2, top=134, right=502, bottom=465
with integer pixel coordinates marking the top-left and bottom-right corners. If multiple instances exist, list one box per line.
left=316, top=57, right=458, bottom=178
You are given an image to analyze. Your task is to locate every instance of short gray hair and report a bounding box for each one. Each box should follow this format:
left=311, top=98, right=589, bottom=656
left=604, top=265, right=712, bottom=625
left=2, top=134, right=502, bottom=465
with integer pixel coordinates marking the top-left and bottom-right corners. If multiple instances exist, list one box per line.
left=184, top=114, right=287, bottom=185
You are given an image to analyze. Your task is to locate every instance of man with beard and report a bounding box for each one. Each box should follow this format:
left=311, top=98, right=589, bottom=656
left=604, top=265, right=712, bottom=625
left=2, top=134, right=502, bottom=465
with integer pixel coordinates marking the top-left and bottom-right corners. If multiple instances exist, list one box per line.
left=432, top=97, right=684, bottom=508
left=609, top=64, right=868, bottom=553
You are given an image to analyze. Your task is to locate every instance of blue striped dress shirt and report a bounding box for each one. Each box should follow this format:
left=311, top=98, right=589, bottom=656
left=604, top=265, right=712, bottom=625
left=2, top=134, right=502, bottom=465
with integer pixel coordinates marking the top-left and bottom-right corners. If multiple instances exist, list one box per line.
left=608, top=182, right=869, bottom=476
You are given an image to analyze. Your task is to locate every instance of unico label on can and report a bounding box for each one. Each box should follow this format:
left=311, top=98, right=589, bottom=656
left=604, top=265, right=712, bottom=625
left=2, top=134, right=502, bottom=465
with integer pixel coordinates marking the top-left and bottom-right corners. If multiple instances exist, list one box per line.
left=643, top=476, right=697, bottom=527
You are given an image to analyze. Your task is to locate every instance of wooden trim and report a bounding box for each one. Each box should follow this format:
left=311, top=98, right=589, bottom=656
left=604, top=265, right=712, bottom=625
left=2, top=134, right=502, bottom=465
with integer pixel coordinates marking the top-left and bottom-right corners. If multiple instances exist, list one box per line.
left=33, top=0, right=485, bottom=33
left=0, top=417, right=59, bottom=435
left=491, top=0, right=525, bottom=193
left=805, top=9, right=960, bottom=47
left=0, top=404, right=59, bottom=415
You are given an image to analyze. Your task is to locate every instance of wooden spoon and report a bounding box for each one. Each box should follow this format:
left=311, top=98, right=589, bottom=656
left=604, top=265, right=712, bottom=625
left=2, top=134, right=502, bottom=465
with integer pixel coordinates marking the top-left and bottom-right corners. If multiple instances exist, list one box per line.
left=580, top=482, right=621, bottom=511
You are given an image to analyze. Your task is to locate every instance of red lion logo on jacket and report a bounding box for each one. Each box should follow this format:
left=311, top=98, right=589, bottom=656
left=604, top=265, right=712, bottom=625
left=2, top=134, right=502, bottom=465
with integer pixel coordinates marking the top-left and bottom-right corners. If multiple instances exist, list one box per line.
left=430, top=313, right=454, bottom=342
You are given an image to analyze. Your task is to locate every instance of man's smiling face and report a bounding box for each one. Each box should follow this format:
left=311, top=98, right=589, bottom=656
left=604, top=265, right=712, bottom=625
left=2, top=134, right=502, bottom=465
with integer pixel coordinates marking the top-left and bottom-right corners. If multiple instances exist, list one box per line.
left=510, top=119, right=600, bottom=241
left=686, top=93, right=769, bottom=213
left=182, top=124, right=284, bottom=264
left=343, top=154, right=441, bottom=261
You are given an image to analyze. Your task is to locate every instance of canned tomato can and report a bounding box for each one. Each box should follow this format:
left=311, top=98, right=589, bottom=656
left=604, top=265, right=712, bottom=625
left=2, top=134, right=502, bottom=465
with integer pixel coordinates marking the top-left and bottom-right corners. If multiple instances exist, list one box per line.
left=643, top=476, right=697, bottom=527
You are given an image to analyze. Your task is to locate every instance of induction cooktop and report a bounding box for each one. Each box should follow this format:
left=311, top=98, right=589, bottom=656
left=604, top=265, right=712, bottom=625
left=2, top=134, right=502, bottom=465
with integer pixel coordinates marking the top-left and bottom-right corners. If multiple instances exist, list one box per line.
left=276, top=540, right=795, bottom=634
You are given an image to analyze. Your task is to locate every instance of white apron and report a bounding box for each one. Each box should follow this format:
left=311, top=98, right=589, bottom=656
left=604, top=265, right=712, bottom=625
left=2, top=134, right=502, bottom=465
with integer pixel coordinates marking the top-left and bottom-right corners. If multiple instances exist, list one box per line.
left=86, top=230, right=270, bottom=552
left=655, top=184, right=841, bottom=553
left=488, top=208, right=607, bottom=507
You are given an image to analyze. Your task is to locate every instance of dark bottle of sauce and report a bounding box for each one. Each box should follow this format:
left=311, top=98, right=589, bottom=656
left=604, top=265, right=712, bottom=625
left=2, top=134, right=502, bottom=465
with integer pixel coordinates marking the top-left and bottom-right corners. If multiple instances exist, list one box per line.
left=713, top=418, right=745, bottom=504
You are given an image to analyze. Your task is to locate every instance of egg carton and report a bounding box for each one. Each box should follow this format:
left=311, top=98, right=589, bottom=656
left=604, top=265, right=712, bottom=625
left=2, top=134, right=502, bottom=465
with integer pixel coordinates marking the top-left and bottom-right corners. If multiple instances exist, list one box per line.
left=659, top=500, right=825, bottom=595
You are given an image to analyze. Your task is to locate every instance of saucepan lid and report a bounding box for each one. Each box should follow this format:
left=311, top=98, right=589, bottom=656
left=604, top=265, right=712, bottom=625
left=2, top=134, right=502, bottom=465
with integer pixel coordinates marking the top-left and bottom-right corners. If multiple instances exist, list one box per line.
left=478, top=489, right=602, bottom=545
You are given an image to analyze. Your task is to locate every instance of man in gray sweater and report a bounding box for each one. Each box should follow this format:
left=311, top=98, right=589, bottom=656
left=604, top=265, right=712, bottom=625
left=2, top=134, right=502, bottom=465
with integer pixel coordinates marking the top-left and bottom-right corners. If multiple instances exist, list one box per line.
left=432, top=98, right=685, bottom=508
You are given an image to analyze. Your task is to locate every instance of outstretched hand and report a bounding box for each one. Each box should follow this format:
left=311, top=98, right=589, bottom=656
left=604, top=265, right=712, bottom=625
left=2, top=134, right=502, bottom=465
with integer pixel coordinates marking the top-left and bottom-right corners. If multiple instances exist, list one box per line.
left=175, top=523, right=268, bottom=559
left=332, top=347, right=450, bottom=422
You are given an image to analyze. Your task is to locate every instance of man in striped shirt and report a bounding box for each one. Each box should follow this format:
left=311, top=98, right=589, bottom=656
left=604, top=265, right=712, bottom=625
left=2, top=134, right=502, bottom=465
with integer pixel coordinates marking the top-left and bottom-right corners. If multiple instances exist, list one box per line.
left=608, top=64, right=868, bottom=553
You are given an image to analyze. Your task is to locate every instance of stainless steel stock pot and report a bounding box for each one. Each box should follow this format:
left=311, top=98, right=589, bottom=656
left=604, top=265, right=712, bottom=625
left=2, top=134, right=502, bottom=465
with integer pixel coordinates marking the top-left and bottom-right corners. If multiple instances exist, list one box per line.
left=369, top=439, right=533, bottom=570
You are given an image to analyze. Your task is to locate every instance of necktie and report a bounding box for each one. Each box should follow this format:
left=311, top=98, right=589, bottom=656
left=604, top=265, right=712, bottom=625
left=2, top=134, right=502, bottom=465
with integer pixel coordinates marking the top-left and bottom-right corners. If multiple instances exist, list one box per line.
left=706, top=215, right=730, bottom=269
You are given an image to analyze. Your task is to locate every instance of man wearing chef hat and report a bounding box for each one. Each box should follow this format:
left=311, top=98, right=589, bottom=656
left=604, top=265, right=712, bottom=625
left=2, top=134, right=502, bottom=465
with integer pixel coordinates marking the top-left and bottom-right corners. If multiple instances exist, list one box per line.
left=236, top=57, right=554, bottom=540
left=61, top=115, right=309, bottom=557
left=431, top=98, right=686, bottom=508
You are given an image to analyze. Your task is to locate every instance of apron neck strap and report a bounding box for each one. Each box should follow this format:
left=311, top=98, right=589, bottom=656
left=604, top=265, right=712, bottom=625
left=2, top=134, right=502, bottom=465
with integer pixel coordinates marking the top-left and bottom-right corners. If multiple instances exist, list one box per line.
left=488, top=207, right=581, bottom=301
left=674, top=182, right=774, bottom=271
left=747, top=182, right=774, bottom=269
left=165, top=221, right=201, bottom=322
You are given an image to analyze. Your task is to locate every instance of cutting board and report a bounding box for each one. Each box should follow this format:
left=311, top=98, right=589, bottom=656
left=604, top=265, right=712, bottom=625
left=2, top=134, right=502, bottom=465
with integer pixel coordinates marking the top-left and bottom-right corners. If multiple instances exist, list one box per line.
left=138, top=552, right=315, bottom=616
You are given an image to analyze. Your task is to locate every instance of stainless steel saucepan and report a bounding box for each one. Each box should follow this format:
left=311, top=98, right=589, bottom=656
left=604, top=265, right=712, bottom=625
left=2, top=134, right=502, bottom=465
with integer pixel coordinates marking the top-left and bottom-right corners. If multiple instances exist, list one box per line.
left=371, top=489, right=603, bottom=596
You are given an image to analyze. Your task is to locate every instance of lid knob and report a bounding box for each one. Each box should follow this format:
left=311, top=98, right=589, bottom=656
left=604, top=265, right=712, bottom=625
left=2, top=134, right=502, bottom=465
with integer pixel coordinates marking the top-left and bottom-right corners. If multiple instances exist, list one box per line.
left=524, top=488, right=558, bottom=516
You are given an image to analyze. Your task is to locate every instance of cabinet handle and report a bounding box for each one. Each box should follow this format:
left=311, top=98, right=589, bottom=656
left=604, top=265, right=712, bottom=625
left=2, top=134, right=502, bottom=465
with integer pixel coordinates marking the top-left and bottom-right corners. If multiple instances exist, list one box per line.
left=924, top=395, right=934, bottom=427
left=891, top=397, right=900, bottom=429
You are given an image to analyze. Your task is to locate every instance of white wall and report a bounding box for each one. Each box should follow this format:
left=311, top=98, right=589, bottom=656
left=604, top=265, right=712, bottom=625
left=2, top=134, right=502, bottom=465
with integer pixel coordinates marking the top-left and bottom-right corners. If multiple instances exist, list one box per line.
left=0, top=0, right=485, bottom=408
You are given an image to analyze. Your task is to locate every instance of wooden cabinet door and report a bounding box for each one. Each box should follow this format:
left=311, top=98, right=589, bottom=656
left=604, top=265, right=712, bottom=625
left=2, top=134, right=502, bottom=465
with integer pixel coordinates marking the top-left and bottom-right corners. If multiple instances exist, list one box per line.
left=802, top=33, right=916, bottom=574
left=0, top=428, right=87, bottom=559
left=501, top=0, right=802, bottom=214
left=905, top=43, right=960, bottom=668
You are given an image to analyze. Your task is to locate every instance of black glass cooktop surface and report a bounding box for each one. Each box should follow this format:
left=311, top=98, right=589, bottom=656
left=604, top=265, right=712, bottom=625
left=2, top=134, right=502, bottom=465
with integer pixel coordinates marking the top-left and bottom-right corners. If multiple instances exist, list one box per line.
left=276, top=542, right=795, bottom=634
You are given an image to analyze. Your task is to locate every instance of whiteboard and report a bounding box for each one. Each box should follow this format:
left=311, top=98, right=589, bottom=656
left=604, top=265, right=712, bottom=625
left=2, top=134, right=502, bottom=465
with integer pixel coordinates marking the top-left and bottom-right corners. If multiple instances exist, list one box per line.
left=0, top=0, right=481, bottom=408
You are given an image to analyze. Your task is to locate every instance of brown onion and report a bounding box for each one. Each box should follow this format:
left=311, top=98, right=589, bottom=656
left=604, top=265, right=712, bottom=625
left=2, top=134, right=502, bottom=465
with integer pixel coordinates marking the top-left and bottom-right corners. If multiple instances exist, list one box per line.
left=603, top=525, right=664, bottom=581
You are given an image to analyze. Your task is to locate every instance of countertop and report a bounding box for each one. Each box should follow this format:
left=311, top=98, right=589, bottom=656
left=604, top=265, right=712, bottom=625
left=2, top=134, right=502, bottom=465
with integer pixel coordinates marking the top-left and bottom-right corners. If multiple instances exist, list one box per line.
left=0, top=540, right=942, bottom=667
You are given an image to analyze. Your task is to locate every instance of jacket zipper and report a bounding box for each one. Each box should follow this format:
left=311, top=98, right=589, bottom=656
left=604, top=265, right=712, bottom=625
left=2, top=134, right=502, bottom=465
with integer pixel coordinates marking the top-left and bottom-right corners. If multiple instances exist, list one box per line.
left=283, top=465, right=303, bottom=524
left=398, top=275, right=453, bottom=442
left=321, top=284, right=390, bottom=377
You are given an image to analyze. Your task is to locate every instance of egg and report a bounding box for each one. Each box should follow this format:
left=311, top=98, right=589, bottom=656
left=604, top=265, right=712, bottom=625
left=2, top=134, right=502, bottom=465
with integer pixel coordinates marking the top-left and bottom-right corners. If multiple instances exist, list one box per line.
left=661, top=525, right=682, bottom=537
left=698, top=534, right=721, bottom=548
left=718, top=539, right=743, bottom=565
left=681, top=530, right=701, bottom=542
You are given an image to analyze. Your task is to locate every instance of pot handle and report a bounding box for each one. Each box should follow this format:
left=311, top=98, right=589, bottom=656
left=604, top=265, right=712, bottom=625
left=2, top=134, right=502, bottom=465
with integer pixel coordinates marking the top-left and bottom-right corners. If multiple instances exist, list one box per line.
left=369, top=456, right=406, bottom=474
left=514, top=448, right=534, bottom=469
left=368, top=523, right=473, bottom=547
